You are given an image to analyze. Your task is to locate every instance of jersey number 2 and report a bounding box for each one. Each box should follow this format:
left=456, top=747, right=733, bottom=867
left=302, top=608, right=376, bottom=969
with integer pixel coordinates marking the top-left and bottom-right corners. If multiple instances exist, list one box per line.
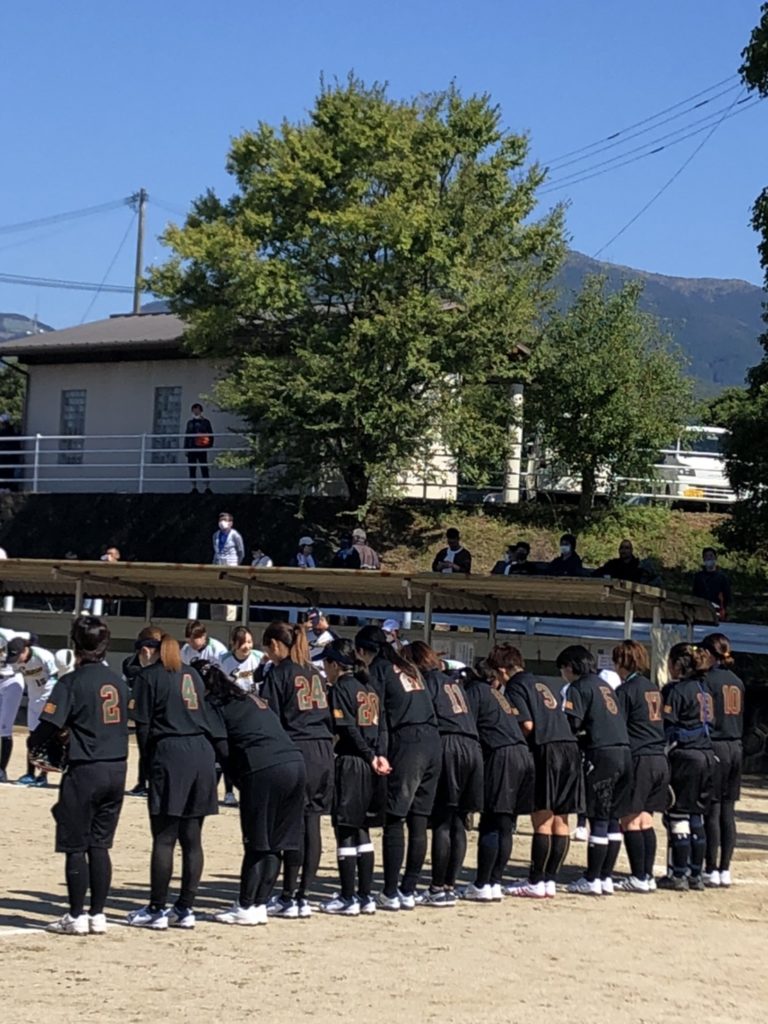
left=295, top=675, right=328, bottom=711
left=100, top=684, right=121, bottom=725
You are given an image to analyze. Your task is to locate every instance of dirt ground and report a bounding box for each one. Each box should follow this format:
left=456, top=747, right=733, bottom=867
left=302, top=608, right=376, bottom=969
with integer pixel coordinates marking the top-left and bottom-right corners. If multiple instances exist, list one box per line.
left=1, top=734, right=766, bottom=1024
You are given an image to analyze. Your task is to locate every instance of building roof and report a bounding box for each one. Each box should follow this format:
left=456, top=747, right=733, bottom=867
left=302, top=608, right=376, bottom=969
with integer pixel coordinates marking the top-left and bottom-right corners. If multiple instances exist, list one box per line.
left=0, top=312, right=185, bottom=360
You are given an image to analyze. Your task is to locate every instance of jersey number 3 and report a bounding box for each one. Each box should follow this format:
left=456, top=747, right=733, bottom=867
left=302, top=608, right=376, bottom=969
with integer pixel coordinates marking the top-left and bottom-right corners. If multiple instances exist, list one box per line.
left=100, top=684, right=121, bottom=725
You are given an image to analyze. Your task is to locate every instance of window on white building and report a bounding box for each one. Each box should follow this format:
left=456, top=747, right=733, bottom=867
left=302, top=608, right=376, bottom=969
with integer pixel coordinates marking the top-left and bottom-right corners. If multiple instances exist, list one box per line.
left=151, top=386, right=182, bottom=464
left=58, top=389, right=86, bottom=465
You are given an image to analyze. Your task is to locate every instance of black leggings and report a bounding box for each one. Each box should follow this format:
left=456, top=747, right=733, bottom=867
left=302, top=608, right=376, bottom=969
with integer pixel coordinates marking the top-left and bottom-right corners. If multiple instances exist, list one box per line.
left=382, top=812, right=428, bottom=897
left=149, top=814, right=205, bottom=911
left=282, top=812, right=322, bottom=900
left=706, top=800, right=738, bottom=872
left=240, top=851, right=281, bottom=908
left=65, top=847, right=112, bottom=917
left=431, top=809, right=468, bottom=888
left=476, top=812, right=515, bottom=887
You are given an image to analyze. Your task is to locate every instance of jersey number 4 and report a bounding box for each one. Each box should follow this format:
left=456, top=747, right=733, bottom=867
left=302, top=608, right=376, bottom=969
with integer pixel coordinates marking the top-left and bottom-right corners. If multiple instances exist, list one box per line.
left=295, top=675, right=328, bottom=711
left=181, top=673, right=199, bottom=711
left=100, top=684, right=121, bottom=725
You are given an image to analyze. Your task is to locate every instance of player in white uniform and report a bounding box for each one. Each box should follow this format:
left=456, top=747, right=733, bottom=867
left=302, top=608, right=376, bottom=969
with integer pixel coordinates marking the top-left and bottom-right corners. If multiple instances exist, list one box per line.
left=6, top=636, right=57, bottom=786
left=180, top=620, right=227, bottom=666
left=0, top=627, right=31, bottom=783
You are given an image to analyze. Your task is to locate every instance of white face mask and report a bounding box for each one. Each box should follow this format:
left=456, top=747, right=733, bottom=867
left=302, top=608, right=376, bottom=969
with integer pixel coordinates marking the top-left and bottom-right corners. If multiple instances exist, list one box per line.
left=219, top=520, right=231, bottom=531
left=703, top=559, right=716, bottom=570
left=560, top=544, right=571, bottom=556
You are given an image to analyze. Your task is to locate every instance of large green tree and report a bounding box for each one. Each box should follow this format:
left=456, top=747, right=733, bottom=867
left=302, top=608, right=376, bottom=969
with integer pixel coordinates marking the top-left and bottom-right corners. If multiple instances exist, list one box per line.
left=526, top=274, right=693, bottom=514
left=148, top=78, right=564, bottom=507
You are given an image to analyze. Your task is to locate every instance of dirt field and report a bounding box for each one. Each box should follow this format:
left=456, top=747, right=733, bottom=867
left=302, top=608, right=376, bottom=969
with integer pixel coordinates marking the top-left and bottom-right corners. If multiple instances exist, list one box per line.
left=1, top=735, right=766, bottom=1024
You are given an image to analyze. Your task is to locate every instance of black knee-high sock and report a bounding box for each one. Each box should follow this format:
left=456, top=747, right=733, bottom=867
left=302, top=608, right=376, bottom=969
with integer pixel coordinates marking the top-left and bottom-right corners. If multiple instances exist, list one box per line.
left=401, top=813, right=428, bottom=894
left=177, top=817, right=204, bottom=909
left=297, top=814, right=322, bottom=900
left=430, top=812, right=452, bottom=888
left=719, top=801, right=737, bottom=871
left=602, top=820, right=622, bottom=880
left=282, top=848, right=302, bottom=897
left=241, top=851, right=281, bottom=907
left=642, top=827, right=657, bottom=880
left=382, top=817, right=405, bottom=897
left=476, top=814, right=499, bottom=887
left=65, top=851, right=88, bottom=917
left=446, top=813, right=468, bottom=887
left=585, top=820, right=609, bottom=882
left=0, top=735, right=12, bottom=772
left=690, top=816, right=706, bottom=877
left=545, top=834, right=570, bottom=883
left=88, top=847, right=112, bottom=915
left=670, top=821, right=691, bottom=877
left=705, top=802, right=721, bottom=873
left=336, top=825, right=358, bottom=900
left=624, top=831, right=645, bottom=878
left=492, top=814, right=515, bottom=886
left=529, top=833, right=551, bottom=884
left=357, top=829, right=375, bottom=897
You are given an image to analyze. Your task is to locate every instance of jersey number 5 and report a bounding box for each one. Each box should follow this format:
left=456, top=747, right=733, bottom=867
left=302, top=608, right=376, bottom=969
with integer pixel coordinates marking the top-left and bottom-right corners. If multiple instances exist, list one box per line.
left=100, top=684, right=121, bottom=725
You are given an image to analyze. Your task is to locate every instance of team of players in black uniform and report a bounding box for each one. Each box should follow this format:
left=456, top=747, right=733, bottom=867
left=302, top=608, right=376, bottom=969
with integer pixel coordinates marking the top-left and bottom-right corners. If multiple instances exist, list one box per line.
left=29, top=616, right=745, bottom=933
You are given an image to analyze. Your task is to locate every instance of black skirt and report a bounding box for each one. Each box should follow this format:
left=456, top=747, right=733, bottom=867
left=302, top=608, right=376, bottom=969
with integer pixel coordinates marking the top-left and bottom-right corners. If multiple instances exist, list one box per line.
left=148, top=735, right=218, bottom=818
left=239, top=757, right=306, bottom=852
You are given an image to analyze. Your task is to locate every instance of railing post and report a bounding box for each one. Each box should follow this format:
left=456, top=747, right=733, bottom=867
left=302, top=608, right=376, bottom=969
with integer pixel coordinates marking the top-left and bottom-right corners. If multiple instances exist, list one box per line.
left=138, top=434, right=147, bottom=494
left=32, top=433, right=41, bottom=492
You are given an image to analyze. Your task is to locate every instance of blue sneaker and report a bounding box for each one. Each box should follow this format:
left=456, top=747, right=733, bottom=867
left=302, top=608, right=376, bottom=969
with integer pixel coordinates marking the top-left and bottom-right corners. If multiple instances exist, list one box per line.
left=167, top=905, right=195, bottom=929
left=29, top=776, right=49, bottom=788
left=127, top=906, right=169, bottom=930
left=16, top=774, right=37, bottom=786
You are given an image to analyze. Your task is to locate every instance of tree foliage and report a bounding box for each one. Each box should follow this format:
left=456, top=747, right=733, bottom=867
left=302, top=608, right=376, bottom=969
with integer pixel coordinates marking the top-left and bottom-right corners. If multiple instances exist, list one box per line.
left=147, top=77, right=564, bottom=507
left=0, top=361, right=26, bottom=428
left=526, top=275, right=693, bottom=514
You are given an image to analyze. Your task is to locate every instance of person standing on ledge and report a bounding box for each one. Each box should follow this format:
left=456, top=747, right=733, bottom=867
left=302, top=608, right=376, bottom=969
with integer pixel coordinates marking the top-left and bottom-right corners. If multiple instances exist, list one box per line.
left=432, top=528, right=472, bottom=575
left=692, top=548, right=732, bottom=621
left=212, top=513, right=244, bottom=567
left=184, top=403, right=214, bottom=494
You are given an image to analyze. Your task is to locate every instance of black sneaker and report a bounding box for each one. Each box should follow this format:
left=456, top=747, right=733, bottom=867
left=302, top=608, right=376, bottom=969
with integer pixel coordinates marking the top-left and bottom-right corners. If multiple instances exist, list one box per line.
left=689, top=874, right=706, bottom=892
left=128, top=784, right=148, bottom=797
left=657, top=875, right=689, bottom=892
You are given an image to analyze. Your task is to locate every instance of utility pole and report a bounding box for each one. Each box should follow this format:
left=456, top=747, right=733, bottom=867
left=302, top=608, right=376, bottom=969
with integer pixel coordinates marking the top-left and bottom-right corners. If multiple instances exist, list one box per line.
left=131, top=188, right=148, bottom=314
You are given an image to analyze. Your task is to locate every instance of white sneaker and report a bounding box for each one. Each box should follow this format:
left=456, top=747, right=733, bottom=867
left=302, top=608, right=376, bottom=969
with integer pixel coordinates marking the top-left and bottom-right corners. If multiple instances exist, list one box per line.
left=506, top=880, right=547, bottom=899
left=615, top=875, right=650, bottom=893
left=566, top=877, right=602, bottom=896
left=321, top=895, right=360, bottom=916
left=459, top=882, right=494, bottom=902
left=719, top=869, right=732, bottom=888
left=375, top=892, right=401, bottom=911
left=127, top=906, right=169, bottom=930
left=216, top=902, right=267, bottom=926
left=571, top=826, right=589, bottom=842
left=647, top=876, right=657, bottom=892
left=703, top=870, right=721, bottom=888
left=545, top=880, right=557, bottom=898
left=490, top=883, right=504, bottom=901
left=397, top=889, right=416, bottom=910
left=167, top=905, right=196, bottom=929
left=266, top=895, right=299, bottom=919
left=47, top=913, right=89, bottom=935
left=297, top=899, right=312, bottom=918
left=88, top=913, right=108, bottom=934
left=601, top=877, right=615, bottom=896
left=223, top=792, right=238, bottom=807
left=358, top=895, right=376, bottom=915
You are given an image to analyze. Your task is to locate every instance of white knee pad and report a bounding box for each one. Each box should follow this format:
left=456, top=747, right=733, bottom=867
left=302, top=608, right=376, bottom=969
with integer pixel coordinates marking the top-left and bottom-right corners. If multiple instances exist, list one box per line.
left=670, top=818, right=690, bottom=838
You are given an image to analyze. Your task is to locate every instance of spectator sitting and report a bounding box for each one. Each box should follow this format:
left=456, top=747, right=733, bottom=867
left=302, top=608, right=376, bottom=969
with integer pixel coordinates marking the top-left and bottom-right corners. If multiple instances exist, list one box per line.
left=250, top=545, right=274, bottom=568
left=212, top=512, right=245, bottom=566
left=593, top=539, right=645, bottom=583
left=100, top=546, right=121, bottom=563
left=692, top=547, right=732, bottom=620
left=432, top=527, right=472, bottom=575
left=351, top=527, right=381, bottom=570
left=290, top=536, right=316, bottom=568
left=491, top=541, right=533, bottom=575
left=331, top=532, right=361, bottom=570
left=547, top=533, right=583, bottom=577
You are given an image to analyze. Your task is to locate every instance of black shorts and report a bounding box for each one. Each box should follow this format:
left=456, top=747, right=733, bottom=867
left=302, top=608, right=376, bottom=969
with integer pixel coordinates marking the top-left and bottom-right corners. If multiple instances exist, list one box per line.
left=333, top=754, right=385, bottom=829
left=584, top=746, right=633, bottom=820
left=387, top=724, right=441, bottom=819
left=148, top=735, right=218, bottom=818
left=668, top=748, right=715, bottom=815
left=483, top=744, right=534, bottom=816
left=295, top=738, right=334, bottom=815
left=713, top=739, right=742, bottom=802
left=532, top=740, right=584, bottom=815
left=627, top=753, right=670, bottom=815
left=53, top=760, right=127, bottom=854
left=239, top=758, right=306, bottom=853
left=433, top=734, right=484, bottom=815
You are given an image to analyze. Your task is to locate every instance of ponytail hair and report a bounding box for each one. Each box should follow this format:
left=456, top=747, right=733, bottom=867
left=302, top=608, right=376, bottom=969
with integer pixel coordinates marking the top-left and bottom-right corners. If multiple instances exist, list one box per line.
left=262, top=620, right=311, bottom=670
left=323, top=637, right=370, bottom=685
left=354, top=624, right=420, bottom=680
left=137, top=625, right=182, bottom=673
left=405, top=641, right=443, bottom=673
left=668, top=642, right=710, bottom=679
left=612, top=640, right=649, bottom=676
left=701, top=632, right=735, bottom=669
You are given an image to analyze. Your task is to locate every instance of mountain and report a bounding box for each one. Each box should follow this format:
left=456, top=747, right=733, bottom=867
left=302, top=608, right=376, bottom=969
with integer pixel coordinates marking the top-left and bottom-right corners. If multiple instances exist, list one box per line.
left=0, top=313, right=54, bottom=342
left=558, top=253, right=765, bottom=393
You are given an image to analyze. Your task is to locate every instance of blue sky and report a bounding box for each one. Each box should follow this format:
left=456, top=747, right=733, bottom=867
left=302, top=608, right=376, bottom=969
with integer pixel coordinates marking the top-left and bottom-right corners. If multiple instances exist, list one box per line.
left=1, top=0, right=765, bottom=328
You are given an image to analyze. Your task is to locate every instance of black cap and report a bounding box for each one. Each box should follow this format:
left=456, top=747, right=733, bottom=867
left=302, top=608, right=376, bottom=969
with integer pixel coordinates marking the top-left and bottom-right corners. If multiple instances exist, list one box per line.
left=6, top=637, right=28, bottom=663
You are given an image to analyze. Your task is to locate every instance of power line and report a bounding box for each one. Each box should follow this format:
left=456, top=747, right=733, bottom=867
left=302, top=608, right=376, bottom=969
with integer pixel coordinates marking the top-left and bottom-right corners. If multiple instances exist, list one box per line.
left=593, top=90, right=747, bottom=259
left=152, top=197, right=189, bottom=217
left=0, top=198, right=131, bottom=236
left=542, top=74, right=738, bottom=166
left=0, top=271, right=133, bottom=293
left=80, top=211, right=138, bottom=323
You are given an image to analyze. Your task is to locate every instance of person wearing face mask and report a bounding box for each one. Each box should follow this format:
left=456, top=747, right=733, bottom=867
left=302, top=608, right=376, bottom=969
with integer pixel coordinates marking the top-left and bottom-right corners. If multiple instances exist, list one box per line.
left=547, top=534, right=583, bottom=577
left=491, top=541, right=533, bottom=576
left=431, top=528, right=472, bottom=575
left=692, top=548, right=731, bottom=620
left=212, top=513, right=244, bottom=567
left=331, top=533, right=361, bottom=570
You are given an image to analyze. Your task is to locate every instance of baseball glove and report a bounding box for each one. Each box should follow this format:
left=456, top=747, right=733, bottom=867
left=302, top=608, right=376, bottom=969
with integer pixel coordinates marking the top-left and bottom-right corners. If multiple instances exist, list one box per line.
left=29, top=729, right=70, bottom=774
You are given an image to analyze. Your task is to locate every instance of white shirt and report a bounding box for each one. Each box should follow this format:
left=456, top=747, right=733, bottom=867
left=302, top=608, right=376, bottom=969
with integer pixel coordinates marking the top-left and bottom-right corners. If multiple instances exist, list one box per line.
left=218, top=651, right=263, bottom=693
left=295, top=553, right=316, bottom=568
left=441, top=547, right=462, bottom=573
left=181, top=637, right=227, bottom=666
left=251, top=555, right=274, bottom=568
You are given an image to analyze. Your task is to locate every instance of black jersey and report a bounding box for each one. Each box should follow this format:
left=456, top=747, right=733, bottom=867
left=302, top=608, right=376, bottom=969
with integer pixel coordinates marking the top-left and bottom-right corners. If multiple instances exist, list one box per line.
left=564, top=673, right=630, bottom=749
left=505, top=671, right=575, bottom=746
left=705, top=666, right=745, bottom=741
left=330, top=671, right=381, bottom=761
left=662, top=676, right=715, bottom=750
left=616, top=673, right=666, bottom=756
left=369, top=655, right=437, bottom=732
left=40, top=663, right=129, bottom=762
left=259, top=658, right=333, bottom=743
left=129, top=662, right=218, bottom=740
left=465, top=678, right=526, bottom=752
left=424, top=668, right=478, bottom=739
left=207, top=693, right=302, bottom=777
